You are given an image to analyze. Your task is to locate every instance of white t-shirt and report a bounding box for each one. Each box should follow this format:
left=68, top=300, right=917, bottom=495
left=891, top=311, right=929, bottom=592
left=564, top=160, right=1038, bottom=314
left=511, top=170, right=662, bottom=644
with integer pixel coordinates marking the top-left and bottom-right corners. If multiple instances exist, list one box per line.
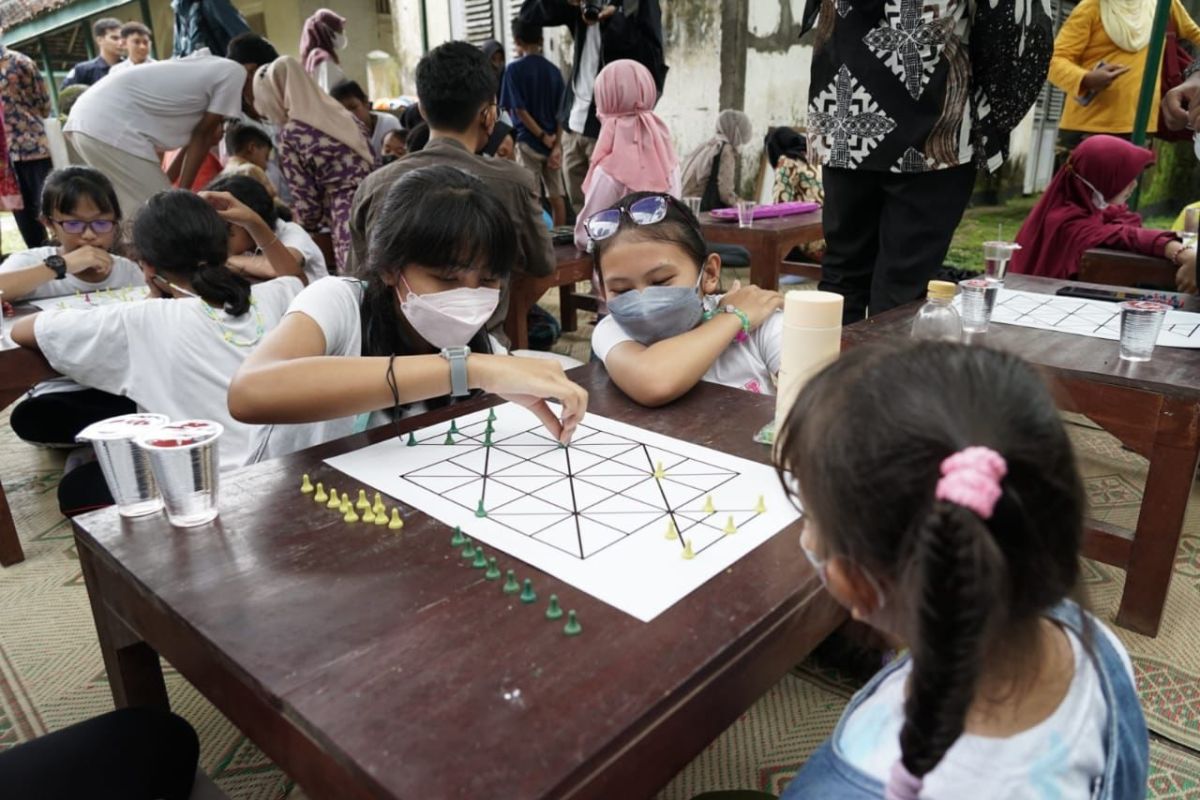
left=839, top=620, right=1134, bottom=799
left=248, top=277, right=505, bottom=463
left=0, top=246, right=144, bottom=300
left=591, top=298, right=782, bottom=396
left=369, top=111, right=402, bottom=159
left=569, top=25, right=602, bottom=133
left=65, top=54, right=246, bottom=162
left=33, top=277, right=303, bottom=469
left=274, top=220, right=328, bottom=284
left=107, top=57, right=156, bottom=76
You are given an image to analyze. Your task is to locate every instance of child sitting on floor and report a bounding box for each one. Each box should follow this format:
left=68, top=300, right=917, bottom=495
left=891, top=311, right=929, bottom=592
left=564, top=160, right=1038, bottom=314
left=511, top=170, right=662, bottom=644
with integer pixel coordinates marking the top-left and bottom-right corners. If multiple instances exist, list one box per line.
left=228, top=164, right=587, bottom=462
left=0, top=167, right=142, bottom=302
left=588, top=192, right=783, bottom=406
left=775, top=341, right=1148, bottom=799
left=11, top=190, right=303, bottom=514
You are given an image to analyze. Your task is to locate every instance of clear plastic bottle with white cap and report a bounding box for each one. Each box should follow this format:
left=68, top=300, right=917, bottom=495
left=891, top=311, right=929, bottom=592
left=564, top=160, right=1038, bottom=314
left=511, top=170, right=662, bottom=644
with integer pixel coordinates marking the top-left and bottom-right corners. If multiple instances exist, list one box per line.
left=911, top=280, right=963, bottom=342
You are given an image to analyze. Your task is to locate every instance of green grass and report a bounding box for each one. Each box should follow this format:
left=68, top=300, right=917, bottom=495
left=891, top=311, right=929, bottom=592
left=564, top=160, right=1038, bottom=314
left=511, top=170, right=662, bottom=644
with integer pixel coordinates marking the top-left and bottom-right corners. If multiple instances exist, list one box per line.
left=0, top=213, right=25, bottom=254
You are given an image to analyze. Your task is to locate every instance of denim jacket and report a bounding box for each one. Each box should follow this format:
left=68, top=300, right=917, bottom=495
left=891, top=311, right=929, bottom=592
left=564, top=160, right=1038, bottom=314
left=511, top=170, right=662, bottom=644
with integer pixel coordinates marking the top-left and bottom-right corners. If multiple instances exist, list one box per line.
left=782, top=601, right=1148, bottom=799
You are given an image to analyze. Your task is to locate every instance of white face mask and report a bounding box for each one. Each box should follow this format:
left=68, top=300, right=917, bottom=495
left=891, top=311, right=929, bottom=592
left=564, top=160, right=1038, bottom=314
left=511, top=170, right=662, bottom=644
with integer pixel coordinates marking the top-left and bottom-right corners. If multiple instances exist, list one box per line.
left=396, top=275, right=500, bottom=349
left=333, top=32, right=348, bottom=50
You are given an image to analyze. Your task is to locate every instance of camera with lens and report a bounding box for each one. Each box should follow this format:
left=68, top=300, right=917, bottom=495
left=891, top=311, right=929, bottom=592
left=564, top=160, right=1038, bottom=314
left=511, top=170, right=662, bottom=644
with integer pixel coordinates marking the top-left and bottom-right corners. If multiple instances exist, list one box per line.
left=581, top=2, right=603, bottom=22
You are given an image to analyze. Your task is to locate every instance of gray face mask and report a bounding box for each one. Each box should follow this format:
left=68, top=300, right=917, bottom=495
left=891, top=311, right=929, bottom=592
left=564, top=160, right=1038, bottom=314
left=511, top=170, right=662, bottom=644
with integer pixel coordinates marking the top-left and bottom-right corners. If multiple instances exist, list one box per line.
left=606, top=272, right=704, bottom=346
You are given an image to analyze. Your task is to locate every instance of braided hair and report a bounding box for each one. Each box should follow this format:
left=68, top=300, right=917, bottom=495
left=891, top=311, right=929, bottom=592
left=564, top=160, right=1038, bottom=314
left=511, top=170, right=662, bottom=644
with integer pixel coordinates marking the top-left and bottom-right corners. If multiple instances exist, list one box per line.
left=775, top=341, right=1084, bottom=792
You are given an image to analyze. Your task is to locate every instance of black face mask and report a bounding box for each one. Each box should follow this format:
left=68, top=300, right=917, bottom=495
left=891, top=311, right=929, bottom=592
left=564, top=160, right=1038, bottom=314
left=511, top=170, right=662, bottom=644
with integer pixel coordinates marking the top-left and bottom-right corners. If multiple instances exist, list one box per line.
left=381, top=154, right=397, bottom=166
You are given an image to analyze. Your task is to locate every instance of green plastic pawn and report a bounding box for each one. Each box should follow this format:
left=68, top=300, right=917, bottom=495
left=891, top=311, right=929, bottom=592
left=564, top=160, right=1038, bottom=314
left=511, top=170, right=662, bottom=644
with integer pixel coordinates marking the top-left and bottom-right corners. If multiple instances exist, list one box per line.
left=502, top=569, right=520, bottom=594
left=472, top=548, right=488, bottom=568
left=461, top=538, right=476, bottom=559
left=563, top=610, right=582, bottom=636
left=519, top=578, right=537, bottom=604
left=483, top=430, right=493, bottom=447
left=545, top=594, right=563, bottom=620
left=484, top=557, right=501, bottom=580
left=450, top=526, right=466, bottom=547
left=444, top=432, right=455, bottom=445
left=475, top=499, right=487, bottom=518
left=406, top=431, right=417, bottom=447
left=449, top=420, right=459, bottom=435
left=484, top=419, right=494, bottom=435
left=487, top=408, right=497, bottom=423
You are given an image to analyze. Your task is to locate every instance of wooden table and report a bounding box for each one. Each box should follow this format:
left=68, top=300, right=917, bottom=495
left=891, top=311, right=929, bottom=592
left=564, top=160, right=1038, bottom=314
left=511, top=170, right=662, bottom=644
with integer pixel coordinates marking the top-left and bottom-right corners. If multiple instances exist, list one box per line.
left=0, top=305, right=56, bottom=566
left=1079, top=248, right=1177, bottom=292
left=844, top=274, right=1200, bottom=636
left=72, top=366, right=844, bottom=799
left=700, top=211, right=824, bottom=292
left=506, top=243, right=592, bottom=350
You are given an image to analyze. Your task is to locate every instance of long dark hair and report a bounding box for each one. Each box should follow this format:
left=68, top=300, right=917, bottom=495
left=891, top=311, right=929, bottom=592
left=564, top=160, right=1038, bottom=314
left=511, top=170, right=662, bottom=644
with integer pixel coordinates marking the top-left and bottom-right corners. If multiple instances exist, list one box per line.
left=775, top=341, right=1084, bottom=786
left=591, top=191, right=708, bottom=280
left=134, top=190, right=251, bottom=316
left=41, top=166, right=121, bottom=220
left=204, top=174, right=278, bottom=231
left=361, top=165, right=515, bottom=359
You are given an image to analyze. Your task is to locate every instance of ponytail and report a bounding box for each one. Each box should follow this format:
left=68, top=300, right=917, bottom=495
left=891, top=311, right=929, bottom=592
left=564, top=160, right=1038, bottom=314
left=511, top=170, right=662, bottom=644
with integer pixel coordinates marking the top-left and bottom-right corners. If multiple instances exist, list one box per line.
left=192, top=263, right=252, bottom=316
left=891, top=502, right=1007, bottom=797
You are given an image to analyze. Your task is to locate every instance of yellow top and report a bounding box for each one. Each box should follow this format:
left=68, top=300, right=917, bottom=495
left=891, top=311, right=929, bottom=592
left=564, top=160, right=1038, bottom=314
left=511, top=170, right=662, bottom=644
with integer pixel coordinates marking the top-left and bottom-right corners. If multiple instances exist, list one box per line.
left=1050, top=0, right=1200, bottom=134
left=927, top=281, right=957, bottom=300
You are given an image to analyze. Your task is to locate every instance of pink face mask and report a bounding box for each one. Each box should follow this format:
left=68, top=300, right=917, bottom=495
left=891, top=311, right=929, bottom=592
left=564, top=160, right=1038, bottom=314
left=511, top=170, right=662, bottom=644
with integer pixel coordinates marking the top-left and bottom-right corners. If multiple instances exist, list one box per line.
left=395, top=274, right=500, bottom=349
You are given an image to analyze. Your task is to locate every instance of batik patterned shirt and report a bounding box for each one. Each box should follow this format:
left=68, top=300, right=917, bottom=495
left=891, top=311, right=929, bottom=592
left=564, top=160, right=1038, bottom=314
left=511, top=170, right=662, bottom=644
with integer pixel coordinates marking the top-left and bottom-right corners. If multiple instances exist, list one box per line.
left=0, top=47, right=49, bottom=162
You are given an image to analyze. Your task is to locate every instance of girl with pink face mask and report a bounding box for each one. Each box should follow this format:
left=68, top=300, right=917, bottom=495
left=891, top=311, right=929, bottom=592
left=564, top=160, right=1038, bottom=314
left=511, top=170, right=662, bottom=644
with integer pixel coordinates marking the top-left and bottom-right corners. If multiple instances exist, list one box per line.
left=229, top=165, right=588, bottom=463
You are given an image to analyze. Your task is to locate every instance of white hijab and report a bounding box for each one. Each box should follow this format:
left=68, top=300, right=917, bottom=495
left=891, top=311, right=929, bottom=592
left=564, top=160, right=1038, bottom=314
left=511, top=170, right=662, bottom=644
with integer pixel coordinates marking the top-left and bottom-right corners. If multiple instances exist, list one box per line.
left=680, top=109, right=753, bottom=192
left=1100, top=0, right=1155, bottom=52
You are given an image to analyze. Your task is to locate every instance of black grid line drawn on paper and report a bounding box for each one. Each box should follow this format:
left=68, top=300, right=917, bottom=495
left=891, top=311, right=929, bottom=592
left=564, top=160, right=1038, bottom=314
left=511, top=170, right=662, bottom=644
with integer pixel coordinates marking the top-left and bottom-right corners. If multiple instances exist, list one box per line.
left=401, top=419, right=763, bottom=560
left=991, top=293, right=1200, bottom=340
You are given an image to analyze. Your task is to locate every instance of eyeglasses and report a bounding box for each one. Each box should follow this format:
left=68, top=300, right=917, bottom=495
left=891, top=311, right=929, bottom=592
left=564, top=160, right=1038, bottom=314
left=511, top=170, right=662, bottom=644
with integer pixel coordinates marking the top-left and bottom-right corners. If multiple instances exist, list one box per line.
left=585, top=194, right=684, bottom=243
left=53, top=218, right=116, bottom=235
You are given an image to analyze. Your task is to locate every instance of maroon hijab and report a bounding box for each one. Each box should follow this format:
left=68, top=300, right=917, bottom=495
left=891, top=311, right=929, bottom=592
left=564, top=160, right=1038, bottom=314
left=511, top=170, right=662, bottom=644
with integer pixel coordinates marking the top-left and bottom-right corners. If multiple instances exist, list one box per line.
left=1012, top=135, right=1156, bottom=279
left=300, top=9, right=345, bottom=74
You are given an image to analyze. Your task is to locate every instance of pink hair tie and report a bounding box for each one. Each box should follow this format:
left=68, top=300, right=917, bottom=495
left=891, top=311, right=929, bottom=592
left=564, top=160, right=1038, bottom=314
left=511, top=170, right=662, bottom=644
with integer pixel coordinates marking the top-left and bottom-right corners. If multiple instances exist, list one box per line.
left=935, top=446, right=1008, bottom=520
left=885, top=760, right=923, bottom=800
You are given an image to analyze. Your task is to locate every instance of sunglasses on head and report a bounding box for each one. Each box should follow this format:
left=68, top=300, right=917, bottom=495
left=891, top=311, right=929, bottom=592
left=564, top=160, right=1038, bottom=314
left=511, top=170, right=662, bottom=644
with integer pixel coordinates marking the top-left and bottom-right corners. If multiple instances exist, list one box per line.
left=53, top=218, right=116, bottom=236
left=585, top=194, right=688, bottom=243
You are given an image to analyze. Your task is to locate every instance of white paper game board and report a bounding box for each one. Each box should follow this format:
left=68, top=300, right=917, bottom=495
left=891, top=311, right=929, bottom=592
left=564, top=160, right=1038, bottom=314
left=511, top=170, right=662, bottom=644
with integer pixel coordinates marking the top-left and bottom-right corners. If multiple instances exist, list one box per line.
left=964, top=289, right=1200, bottom=348
left=325, top=403, right=800, bottom=621
left=28, top=285, right=149, bottom=311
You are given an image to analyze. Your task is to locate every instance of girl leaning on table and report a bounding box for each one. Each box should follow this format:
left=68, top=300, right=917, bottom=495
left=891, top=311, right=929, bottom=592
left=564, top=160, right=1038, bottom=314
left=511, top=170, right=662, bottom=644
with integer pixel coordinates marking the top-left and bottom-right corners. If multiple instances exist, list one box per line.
left=227, top=164, right=587, bottom=462
left=11, top=190, right=304, bottom=515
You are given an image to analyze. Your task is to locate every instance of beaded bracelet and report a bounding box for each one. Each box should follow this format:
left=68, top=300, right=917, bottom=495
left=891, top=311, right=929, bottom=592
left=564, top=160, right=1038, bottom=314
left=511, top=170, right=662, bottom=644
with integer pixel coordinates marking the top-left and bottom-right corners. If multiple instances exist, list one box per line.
left=703, top=305, right=751, bottom=342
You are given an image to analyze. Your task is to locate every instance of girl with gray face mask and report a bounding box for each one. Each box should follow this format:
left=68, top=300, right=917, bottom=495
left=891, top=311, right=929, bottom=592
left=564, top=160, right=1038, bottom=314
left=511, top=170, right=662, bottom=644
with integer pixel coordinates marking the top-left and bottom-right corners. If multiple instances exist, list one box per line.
left=586, top=192, right=785, bottom=407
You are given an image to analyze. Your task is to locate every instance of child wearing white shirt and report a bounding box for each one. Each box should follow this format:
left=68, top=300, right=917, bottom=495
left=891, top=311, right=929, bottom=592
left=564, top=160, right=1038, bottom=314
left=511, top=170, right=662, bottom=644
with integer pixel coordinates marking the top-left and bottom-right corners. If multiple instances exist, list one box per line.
left=11, top=190, right=302, bottom=515
left=587, top=192, right=784, bottom=406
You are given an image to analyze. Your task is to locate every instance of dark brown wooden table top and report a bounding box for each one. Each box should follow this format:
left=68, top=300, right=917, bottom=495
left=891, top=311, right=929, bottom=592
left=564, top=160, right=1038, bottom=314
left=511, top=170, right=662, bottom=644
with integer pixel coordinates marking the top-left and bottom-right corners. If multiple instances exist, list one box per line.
left=72, top=364, right=841, bottom=799
left=844, top=275, right=1200, bottom=400
left=699, top=210, right=823, bottom=235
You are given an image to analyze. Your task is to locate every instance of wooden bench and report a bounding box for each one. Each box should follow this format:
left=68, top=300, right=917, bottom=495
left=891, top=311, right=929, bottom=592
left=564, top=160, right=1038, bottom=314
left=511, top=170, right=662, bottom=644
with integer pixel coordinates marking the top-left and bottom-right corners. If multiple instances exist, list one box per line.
left=505, top=244, right=592, bottom=350
left=1078, top=248, right=1177, bottom=291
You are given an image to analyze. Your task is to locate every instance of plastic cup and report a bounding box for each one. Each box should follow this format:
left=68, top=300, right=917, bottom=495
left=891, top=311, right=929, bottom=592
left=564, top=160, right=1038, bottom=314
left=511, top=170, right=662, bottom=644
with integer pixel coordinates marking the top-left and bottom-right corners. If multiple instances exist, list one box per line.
left=736, top=200, right=757, bottom=228
left=1118, top=300, right=1169, bottom=362
left=76, top=413, right=169, bottom=517
left=958, top=278, right=995, bottom=333
left=1183, top=208, right=1199, bottom=250
left=682, top=196, right=702, bottom=218
left=136, top=420, right=223, bottom=527
left=983, top=241, right=1021, bottom=282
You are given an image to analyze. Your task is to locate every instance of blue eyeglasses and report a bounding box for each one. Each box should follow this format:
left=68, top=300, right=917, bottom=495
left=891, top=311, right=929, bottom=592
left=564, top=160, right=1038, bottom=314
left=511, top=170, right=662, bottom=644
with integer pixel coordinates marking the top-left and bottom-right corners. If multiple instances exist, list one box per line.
left=53, top=218, right=116, bottom=235
left=585, top=194, right=688, bottom=243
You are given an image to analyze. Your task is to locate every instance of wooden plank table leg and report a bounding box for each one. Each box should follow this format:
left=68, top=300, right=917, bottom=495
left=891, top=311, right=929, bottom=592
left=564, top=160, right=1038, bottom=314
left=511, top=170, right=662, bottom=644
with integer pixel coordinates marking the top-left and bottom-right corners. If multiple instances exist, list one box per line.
left=559, top=283, right=578, bottom=333
left=78, top=539, right=169, bottom=709
left=0, top=483, right=25, bottom=566
left=747, top=238, right=781, bottom=292
left=1114, top=397, right=1200, bottom=636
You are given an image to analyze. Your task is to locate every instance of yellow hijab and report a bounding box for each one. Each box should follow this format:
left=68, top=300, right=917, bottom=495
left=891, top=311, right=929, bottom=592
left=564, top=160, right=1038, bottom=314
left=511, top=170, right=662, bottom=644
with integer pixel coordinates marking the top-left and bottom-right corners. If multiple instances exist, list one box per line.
left=1100, top=0, right=1155, bottom=52
left=252, top=55, right=373, bottom=164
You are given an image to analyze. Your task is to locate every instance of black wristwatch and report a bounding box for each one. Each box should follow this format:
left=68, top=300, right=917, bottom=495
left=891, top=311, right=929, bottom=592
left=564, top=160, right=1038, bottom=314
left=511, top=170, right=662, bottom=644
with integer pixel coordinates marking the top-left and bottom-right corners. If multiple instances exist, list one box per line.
left=44, top=254, right=67, bottom=280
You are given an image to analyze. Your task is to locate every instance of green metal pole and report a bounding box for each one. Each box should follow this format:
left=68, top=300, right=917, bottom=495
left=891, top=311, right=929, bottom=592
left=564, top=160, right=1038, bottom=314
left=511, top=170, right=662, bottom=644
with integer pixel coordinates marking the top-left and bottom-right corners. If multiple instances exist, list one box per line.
left=83, top=21, right=95, bottom=59
left=1129, top=0, right=1173, bottom=209
left=37, top=35, right=59, bottom=117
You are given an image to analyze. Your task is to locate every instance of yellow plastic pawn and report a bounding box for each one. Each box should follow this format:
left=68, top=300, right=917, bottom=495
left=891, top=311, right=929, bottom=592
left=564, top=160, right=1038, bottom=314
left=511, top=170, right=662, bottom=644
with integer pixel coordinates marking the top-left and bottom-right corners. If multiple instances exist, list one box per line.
left=724, top=515, right=737, bottom=535
left=300, top=474, right=314, bottom=494
left=373, top=508, right=389, bottom=526
left=682, top=539, right=695, bottom=560
left=388, top=508, right=404, bottom=531
left=703, top=495, right=715, bottom=514
left=664, top=518, right=678, bottom=540
left=362, top=506, right=376, bottom=524
left=342, top=499, right=359, bottom=523
left=355, top=489, right=370, bottom=511
left=653, top=460, right=665, bottom=480
left=326, top=489, right=341, bottom=509
left=372, top=492, right=386, bottom=517
left=312, top=482, right=328, bottom=503
left=755, top=495, right=766, bottom=514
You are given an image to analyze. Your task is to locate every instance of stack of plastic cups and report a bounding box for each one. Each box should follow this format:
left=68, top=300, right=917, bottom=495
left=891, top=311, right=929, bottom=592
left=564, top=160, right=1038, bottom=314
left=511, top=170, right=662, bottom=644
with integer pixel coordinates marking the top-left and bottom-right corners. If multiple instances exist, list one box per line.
left=76, top=413, right=169, bottom=517
left=982, top=241, right=1021, bottom=316
left=774, top=291, right=844, bottom=441
left=136, top=420, right=224, bottom=527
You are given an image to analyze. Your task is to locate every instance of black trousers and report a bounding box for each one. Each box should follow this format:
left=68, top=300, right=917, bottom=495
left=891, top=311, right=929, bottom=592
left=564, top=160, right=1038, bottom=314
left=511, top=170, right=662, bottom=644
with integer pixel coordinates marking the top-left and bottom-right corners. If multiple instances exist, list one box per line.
left=820, top=164, right=976, bottom=324
left=11, top=158, right=51, bottom=249
left=0, top=707, right=199, bottom=800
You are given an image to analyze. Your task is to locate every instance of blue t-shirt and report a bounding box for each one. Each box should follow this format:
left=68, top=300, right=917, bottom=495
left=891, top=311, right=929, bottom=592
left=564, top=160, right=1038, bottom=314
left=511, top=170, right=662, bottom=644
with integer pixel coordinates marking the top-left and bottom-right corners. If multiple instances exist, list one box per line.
left=500, top=54, right=565, bottom=156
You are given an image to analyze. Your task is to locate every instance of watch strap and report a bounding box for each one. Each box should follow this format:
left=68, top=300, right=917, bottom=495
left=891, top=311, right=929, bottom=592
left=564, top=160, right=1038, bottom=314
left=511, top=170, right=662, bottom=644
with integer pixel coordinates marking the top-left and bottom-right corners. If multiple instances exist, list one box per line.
left=441, top=347, right=470, bottom=397
left=45, top=255, right=67, bottom=280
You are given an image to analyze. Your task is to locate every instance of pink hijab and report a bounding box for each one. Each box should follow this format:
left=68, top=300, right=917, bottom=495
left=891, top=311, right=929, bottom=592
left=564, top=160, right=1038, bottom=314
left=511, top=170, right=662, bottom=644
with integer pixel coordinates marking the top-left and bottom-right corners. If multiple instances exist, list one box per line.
left=1012, top=135, right=1156, bottom=279
left=582, top=60, right=677, bottom=195
left=300, top=9, right=344, bottom=74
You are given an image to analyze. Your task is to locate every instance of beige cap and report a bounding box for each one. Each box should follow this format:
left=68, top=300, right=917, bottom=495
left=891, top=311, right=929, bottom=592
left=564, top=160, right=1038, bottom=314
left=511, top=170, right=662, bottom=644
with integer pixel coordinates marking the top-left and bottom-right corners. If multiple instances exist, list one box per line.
left=783, top=290, right=844, bottom=328
left=927, top=280, right=957, bottom=301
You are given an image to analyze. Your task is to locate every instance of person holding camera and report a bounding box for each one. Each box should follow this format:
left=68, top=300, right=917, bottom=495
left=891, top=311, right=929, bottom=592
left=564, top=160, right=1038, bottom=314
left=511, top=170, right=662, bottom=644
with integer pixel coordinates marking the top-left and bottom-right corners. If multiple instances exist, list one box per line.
left=517, top=0, right=667, bottom=214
